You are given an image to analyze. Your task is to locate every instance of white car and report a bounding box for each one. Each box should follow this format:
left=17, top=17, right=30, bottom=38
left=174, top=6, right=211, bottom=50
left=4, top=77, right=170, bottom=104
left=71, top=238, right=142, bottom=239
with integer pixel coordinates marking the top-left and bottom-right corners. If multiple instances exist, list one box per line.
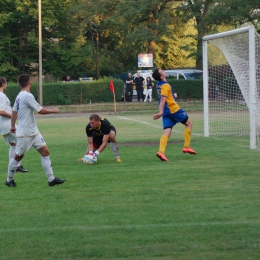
left=164, top=69, right=203, bottom=80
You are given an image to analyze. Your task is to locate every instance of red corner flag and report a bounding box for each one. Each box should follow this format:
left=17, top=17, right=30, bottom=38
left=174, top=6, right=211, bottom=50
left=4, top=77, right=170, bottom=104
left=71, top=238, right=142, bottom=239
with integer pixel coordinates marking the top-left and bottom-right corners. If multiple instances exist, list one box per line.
left=109, top=79, right=116, bottom=114
left=109, top=79, right=114, bottom=93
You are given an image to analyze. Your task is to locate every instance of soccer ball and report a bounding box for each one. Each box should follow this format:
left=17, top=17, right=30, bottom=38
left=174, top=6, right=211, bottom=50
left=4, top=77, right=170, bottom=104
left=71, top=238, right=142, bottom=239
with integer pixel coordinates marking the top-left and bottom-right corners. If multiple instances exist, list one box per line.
left=83, top=154, right=97, bottom=165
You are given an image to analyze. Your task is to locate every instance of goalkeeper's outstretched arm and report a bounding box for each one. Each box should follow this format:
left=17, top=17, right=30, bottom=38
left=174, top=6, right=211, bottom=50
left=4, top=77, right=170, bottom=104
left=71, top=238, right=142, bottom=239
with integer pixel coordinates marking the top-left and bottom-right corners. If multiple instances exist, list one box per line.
left=86, top=136, right=94, bottom=154
left=97, top=134, right=110, bottom=153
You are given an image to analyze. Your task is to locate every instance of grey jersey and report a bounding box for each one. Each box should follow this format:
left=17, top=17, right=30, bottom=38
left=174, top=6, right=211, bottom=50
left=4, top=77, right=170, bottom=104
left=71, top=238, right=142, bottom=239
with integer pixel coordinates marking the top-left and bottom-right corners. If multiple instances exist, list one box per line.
left=13, top=91, right=42, bottom=137
left=0, top=92, right=12, bottom=135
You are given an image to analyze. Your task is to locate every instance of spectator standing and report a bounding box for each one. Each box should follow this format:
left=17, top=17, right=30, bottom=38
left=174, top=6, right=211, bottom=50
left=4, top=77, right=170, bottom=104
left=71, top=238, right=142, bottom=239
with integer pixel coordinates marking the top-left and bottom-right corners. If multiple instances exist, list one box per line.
left=144, top=77, right=154, bottom=102
left=125, top=73, right=134, bottom=102
left=134, top=72, right=145, bottom=102
left=64, top=75, right=71, bottom=82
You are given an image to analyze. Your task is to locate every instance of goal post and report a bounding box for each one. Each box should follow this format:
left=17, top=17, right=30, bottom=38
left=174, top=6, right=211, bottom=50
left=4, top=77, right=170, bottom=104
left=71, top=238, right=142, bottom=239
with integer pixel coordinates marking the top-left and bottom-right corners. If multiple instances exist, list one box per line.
left=202, top=25, right=259, bottom=149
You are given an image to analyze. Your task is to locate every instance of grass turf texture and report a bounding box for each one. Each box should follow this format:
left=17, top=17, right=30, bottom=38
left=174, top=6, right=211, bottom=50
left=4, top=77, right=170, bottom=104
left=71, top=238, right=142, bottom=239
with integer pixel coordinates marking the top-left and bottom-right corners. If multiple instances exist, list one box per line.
left=0, top=108, right=260, bottom=259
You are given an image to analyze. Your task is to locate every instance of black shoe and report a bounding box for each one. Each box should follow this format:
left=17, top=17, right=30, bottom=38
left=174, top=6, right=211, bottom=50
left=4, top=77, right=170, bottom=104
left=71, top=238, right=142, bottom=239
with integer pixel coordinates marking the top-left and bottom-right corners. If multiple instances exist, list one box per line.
left=48, top=177, right=66, bottom=187
left=16, top=165, right=29, bottom=172
left=5, top=180, right=17, bottom=187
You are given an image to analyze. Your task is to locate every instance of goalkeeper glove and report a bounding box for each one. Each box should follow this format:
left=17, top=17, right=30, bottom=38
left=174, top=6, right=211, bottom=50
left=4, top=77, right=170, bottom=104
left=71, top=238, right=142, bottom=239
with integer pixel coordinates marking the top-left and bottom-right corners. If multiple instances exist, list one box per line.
left=93, top=151, right=100, bottom=159
left=78, top=151, right=94, bottom=162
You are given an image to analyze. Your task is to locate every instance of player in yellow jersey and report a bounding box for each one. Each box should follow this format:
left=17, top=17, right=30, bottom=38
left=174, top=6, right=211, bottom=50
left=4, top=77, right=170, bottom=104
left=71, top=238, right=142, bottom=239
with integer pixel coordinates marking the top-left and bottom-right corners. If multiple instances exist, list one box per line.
left=152, top=69, right=196, bottom=161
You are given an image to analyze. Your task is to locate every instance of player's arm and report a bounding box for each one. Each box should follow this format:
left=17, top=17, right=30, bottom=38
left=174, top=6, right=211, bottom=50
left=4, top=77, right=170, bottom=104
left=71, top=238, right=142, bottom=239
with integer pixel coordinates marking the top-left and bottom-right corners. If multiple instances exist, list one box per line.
left=39, top=107, right=59, bottom=114
left=10, top=111, right=17, bottom=133
left=26, top=94, right=55, bottom=114
left=86, top=136, right=94, bottom=154
left=153, top=96, right=166, bottom=120
left=96, top=134, right=110, bottom=153
left=0, top=110, right=11, bottom=118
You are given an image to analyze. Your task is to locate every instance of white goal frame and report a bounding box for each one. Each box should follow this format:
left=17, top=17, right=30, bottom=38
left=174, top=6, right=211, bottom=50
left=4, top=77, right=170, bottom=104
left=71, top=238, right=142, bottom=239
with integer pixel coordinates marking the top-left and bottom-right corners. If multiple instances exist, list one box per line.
left=202, top=26, right=257, bottom=149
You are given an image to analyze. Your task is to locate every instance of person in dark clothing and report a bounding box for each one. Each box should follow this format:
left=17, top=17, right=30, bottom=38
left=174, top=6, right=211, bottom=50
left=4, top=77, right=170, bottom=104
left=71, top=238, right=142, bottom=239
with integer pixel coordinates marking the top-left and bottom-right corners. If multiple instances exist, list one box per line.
left=85, top=114, right=122, bottom=162
left=134, top=72, right=145, bottom=102
left=125, top=73, right=134, bottom=102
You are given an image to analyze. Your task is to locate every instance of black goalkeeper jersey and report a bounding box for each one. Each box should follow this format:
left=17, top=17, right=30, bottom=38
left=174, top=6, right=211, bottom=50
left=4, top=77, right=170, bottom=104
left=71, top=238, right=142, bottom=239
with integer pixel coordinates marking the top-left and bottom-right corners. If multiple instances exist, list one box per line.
left=86, top=117, right=116, bottom=138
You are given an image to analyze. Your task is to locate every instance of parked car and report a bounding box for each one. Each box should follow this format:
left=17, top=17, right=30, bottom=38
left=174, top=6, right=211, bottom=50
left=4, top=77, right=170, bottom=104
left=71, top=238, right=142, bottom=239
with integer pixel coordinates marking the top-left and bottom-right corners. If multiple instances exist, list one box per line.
left=165, top=69, right=203, bottom=80
left=79, top=77, right=94, bottom=82
left=133, top=71, right=154, bottom=82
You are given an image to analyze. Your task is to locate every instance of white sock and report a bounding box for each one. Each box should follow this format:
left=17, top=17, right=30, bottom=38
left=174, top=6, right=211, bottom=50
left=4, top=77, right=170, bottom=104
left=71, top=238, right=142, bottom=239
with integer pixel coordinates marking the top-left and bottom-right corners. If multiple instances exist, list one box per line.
left=41, top=156, right=55, bottom=182
left=9, top=146, right=21, bottom=167
left=7, top=158, right=19, bottom=182
left=9, top=146, right=16, bottom=162
left=110, top=142, right=120, bottom=158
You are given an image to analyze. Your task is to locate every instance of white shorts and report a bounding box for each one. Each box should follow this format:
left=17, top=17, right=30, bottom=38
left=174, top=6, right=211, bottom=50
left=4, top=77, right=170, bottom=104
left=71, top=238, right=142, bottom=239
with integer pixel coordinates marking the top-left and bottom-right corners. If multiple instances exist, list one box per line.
left=2, top=132, right=17, bottom=145
left=15, top=133, right=46, bottom=156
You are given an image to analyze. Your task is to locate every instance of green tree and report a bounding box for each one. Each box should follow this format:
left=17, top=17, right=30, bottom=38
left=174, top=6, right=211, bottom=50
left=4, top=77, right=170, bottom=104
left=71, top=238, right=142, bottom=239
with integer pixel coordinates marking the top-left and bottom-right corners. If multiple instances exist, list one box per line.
left=177, top=0, right=260, bottom=69
left=40, top=0, right=89, bottom=80
left=0, top=0, right=39, bottom=80
left=74, top=0, right=196, bottom=77
left=109, top=0, right=196, bottom=70
left=0, top=0, right=88, bottom=81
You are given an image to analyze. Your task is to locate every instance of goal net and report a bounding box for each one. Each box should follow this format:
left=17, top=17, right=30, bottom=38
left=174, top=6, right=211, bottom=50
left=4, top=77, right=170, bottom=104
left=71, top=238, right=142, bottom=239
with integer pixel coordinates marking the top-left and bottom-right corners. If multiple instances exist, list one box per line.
left=203, top=26, right=260, bottom=149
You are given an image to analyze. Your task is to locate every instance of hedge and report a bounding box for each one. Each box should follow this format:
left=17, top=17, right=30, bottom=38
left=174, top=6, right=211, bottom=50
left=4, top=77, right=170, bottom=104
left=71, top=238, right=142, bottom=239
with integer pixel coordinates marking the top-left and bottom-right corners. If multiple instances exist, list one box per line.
left=5, top=78, right=203, bottom=105
left=164, top=79, right=203, bottom=100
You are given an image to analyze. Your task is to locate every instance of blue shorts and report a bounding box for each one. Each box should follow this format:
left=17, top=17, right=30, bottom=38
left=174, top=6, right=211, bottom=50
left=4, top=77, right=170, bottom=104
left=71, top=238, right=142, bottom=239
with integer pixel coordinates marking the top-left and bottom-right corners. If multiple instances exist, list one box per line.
left=162, top=108, right=188, bottom=129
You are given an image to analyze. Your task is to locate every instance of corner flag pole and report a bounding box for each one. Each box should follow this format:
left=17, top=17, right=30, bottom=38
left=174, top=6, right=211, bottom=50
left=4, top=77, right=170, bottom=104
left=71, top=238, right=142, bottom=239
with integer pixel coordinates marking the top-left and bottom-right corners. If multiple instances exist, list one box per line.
left=113, top=90, right=117, bottom=114
left=110, top=79, right=117, bottom=114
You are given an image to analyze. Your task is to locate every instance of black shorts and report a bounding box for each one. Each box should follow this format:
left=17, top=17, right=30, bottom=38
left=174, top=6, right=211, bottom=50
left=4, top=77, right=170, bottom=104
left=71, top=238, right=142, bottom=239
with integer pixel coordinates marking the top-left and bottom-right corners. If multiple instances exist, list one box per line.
left=92, top=127, right=116, bottom=149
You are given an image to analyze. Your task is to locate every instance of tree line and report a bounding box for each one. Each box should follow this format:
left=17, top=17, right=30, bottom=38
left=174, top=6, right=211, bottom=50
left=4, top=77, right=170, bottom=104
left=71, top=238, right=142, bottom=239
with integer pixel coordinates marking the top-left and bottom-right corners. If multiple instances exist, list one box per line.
left=0, top=0, right=259, bottom=81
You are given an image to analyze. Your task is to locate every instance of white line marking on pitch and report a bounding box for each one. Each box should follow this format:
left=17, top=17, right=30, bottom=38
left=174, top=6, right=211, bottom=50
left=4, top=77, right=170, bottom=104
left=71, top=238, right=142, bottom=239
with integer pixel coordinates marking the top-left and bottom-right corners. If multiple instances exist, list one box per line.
left=0, top=221, right=259, bottom=233
left=117, top=116, right=203, bottom=136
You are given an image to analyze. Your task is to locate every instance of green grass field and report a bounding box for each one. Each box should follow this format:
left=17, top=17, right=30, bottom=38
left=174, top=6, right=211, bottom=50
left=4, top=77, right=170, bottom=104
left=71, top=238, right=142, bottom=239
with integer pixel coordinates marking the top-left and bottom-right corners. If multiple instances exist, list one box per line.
left=0, top=105, right=260, bottom=260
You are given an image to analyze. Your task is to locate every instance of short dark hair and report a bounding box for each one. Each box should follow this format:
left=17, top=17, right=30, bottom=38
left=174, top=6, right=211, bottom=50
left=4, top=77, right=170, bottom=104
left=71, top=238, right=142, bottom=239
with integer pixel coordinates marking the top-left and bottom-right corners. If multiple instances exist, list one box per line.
left=18, top=74, right=30, bottom=88
left=89, top=114, right=100, bottom=121
left=152, top=69, right=161, bottom=81
left=0, top=77, right=7, bottom=87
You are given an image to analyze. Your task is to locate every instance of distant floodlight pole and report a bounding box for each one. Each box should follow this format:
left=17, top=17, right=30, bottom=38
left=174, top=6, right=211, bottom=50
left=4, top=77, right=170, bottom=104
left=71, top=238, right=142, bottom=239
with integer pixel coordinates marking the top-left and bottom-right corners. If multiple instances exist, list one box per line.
left=38, top=0, right=43, bottom=105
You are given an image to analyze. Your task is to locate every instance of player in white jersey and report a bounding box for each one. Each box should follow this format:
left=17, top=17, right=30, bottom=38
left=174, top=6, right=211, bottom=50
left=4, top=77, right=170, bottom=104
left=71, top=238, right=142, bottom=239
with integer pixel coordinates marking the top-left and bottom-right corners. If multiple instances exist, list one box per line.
left=0, top=77, right=28, bottom=172
left=5, top=74, right=66, bottom=187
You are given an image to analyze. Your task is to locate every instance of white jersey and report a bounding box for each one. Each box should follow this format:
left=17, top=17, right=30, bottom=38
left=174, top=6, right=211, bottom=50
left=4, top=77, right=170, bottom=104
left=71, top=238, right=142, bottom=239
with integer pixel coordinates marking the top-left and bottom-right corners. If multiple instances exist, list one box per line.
left=0, top=92, right=12, bottom=135
left=13, top=91, right=43, bottom=137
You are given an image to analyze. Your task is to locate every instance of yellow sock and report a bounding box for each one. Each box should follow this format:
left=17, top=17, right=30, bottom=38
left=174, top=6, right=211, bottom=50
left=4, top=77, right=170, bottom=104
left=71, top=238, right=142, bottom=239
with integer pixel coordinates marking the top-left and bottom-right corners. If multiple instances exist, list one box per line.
left=184, top=128, right=191, bottom=148
left=159, top=135, right=168, bottom=154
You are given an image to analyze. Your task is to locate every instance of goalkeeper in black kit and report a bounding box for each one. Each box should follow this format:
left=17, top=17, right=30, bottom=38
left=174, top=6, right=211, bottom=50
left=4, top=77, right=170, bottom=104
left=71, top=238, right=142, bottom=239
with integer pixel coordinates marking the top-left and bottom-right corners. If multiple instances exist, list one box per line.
left=84, top=114, right=122, bottom=162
